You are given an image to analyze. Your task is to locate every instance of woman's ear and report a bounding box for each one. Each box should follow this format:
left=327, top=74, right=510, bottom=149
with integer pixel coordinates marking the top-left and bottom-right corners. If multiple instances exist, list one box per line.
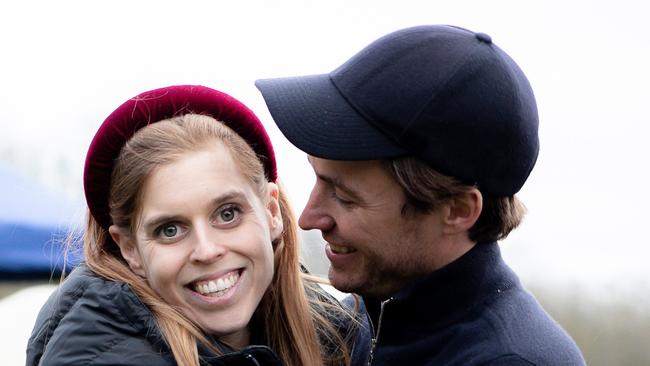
left=266, top=182, right=284, bottom=241
left=108, top=225, right=146, bottom=278
left=442, top=188, right=483, bottom=235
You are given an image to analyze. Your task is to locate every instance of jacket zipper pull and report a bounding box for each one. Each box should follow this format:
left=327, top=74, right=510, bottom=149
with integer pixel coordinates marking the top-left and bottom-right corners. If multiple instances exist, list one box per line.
left=367, top=338, right=377, bottom=365
left=244, top=353, right=261, bottom=366
left=367, top=297, right=393, bottom=366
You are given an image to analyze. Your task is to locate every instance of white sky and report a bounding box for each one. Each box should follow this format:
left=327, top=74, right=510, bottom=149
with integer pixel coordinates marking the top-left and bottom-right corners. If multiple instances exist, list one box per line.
left=1, top=0, right=649, bottom=292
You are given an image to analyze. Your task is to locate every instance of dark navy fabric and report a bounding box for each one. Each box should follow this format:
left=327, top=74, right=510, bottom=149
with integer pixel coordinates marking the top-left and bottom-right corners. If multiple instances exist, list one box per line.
left=26, top=264, right=282, bottom=366
left=342, top=295, right=372, bottom=365
left=256, top=25, right=539, bottom=196
left=353, top=243, right=585, bottom=366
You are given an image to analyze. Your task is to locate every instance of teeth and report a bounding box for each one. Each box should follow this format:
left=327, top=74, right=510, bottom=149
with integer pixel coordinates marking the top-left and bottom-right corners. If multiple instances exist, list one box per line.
left=208, top=281, right=218, bottom=292
left=330, top=244, right=355, bottom=254
left=193, top=272, right=240, bottom=297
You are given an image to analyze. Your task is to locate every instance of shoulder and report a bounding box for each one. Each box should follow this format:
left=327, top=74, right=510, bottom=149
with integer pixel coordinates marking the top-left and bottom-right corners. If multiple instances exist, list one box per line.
left=202, top=345, right=283, bottom=366
left=480, top=354, right=535, bottom=365
left=307, top=282, right=366, bottom=333
left=341, top=294, right=372, bottom=366
left=474, top=285, right=585, bottom=365
left=303, top=281, right=372, bottom=361
left=27, top=264, right=170, bottom=365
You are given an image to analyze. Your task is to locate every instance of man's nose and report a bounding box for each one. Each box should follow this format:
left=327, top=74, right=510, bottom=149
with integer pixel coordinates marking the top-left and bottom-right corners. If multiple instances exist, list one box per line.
left=299, top=186, right=335, bottom=232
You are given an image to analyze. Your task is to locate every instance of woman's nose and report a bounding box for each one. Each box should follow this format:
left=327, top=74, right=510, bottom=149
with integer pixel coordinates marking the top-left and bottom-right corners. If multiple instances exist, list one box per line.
left=189, top=224, right=227, bottom=263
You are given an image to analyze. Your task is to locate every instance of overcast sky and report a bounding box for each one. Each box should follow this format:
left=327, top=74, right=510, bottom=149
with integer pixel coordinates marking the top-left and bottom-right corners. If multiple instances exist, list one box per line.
left=1, top=0, right=649, bottom=295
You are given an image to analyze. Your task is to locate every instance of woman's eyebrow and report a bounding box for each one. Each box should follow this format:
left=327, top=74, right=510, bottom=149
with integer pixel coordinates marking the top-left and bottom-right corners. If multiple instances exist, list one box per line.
left=142, top=190, right=248, bottom=232
left=143, top=214, right=184, bottom=233
left=209, top=190, right=247, bottom=207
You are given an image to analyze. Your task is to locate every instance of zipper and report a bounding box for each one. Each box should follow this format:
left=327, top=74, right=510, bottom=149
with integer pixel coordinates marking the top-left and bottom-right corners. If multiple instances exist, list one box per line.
left=244, top=353, right=261, bottom=366
left=367, top=297, right=393, bottom=366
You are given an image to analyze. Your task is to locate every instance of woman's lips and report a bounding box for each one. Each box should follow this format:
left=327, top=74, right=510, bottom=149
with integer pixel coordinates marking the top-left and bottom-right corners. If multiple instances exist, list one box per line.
left=189, top=269, right=242, bottom=298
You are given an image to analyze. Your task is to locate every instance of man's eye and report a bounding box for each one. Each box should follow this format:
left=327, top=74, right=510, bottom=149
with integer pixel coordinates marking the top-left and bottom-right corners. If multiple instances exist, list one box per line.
left=332, top=191, right=353, bottom=205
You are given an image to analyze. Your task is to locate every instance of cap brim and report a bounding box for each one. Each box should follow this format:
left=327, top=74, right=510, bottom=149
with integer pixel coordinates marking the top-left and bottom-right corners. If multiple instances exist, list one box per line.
left=256, top=74, right=407, bottom=160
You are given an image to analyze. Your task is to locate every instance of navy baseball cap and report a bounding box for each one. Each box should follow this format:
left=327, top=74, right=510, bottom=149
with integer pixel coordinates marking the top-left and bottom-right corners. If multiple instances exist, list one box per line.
left=256, top=25, right=539, bottom=196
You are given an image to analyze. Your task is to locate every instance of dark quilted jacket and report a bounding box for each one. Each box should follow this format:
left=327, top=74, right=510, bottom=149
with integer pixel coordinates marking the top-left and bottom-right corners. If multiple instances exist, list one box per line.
left=26, top=264, right=282, bottom=366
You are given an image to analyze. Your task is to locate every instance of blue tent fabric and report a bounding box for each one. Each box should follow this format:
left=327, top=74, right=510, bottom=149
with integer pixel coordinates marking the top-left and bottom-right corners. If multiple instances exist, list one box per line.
left=0, top=223, right=80, bottom=275
left=0, top=165, right=83, bottom=277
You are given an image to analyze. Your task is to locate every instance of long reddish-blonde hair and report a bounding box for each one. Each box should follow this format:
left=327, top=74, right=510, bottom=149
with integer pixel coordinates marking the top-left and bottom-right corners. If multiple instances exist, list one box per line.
left=82, top=114, right=352, bottom=366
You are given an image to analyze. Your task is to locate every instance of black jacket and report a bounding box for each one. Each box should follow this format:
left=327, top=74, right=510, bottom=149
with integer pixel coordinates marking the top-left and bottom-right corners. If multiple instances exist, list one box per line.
left=353, top=242, right=586, bottom=366
left=26, top=264, right=282, bottom=365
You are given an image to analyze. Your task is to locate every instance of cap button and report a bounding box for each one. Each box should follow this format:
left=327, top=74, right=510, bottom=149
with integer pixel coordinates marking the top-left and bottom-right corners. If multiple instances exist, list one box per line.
left=475, top=32, right=492, bottom=44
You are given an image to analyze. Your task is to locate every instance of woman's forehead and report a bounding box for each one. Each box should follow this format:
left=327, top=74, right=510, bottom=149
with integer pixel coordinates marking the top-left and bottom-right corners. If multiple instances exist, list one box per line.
left=140, top=147, right=259, bottom=208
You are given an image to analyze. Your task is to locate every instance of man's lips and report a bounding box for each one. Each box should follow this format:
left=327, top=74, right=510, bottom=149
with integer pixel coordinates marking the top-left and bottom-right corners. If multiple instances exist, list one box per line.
left=328, top=243, right=357, bottom=254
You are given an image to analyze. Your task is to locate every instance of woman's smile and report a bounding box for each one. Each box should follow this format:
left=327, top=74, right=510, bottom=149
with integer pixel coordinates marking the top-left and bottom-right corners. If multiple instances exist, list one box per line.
left=185, top=268, right=245, bottom=306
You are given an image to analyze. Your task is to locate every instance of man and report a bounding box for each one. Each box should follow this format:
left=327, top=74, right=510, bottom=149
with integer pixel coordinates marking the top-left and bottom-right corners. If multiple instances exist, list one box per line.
left=256, top=25, right=585, bottom=365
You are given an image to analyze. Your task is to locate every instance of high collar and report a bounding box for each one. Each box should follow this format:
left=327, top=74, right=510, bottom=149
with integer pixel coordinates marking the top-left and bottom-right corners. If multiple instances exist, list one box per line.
left=363, top=242, right=520, bottom=330
left=106, top=267, right=276, bottom=363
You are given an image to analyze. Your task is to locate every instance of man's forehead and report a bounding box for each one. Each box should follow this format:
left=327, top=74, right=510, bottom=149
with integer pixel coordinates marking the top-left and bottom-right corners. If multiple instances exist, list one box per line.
left=306, top=156, right=390, bottom=185
left=308, top=156, right=355, bottom=177
left=307, top=156, right=344, bottom=182
left=307, top=155, right=378, bottom=169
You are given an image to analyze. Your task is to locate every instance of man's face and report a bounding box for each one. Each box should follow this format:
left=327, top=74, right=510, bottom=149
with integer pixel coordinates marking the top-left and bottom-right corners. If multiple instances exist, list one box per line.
left=299, top=157, right=444, bottom=298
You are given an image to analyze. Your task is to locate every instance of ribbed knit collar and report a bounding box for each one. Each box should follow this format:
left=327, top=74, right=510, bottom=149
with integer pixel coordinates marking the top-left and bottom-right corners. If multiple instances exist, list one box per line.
left=363, top=242, right=520, bottom=331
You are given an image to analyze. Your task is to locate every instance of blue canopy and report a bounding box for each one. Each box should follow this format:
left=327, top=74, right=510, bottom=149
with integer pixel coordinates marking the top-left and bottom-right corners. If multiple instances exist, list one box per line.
left=0, top=165, right=84, bottom=277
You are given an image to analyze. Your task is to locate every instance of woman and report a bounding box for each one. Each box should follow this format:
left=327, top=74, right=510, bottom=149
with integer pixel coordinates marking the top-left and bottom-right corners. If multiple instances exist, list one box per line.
left=26, top=85, right=361, bottom=365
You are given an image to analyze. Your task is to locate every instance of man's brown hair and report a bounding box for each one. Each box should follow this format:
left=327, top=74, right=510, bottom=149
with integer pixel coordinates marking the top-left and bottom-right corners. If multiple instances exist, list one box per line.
left=385, top=157, right=526, bottom=243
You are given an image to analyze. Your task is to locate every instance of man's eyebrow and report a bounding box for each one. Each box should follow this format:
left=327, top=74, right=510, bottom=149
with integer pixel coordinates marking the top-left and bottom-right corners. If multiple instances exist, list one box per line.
left=316, top=173, right=364, bottom=203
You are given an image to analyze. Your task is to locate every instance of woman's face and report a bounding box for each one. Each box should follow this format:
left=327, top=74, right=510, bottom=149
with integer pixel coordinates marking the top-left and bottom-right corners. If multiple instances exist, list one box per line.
left=111, top=143, right=280, bottom=349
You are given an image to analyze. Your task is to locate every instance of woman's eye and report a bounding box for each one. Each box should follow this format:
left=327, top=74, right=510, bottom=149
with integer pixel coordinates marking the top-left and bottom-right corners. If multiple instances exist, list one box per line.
left=155, top=223, right=183, bottom=240
left=161, top=225, right=178, bottom=237
left=216, top=205, right=241, bottom=224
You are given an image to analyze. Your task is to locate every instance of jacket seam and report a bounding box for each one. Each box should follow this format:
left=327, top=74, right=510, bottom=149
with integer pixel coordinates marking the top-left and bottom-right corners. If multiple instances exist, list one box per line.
left=86, top=336, right=133, bottom=366
left=39, top=278, right=90, bottom=351
left=479, top=353, right=536, bottom=365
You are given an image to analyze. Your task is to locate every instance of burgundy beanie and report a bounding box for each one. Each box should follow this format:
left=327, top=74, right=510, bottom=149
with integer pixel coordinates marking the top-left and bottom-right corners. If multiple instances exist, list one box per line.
left=84, top=85, right=277, bottom=230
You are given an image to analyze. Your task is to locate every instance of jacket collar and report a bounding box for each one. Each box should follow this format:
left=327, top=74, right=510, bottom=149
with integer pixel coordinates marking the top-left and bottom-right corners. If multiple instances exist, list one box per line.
left=363, top=242, right=520, bottom=330
left=105, top=267, right=280, bottom=364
